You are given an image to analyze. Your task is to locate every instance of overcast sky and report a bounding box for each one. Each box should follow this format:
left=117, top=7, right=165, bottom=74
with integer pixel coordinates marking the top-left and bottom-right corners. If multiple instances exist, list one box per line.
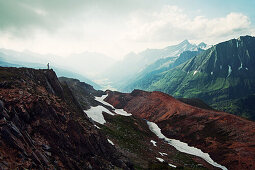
left=0, top=0, right=254, bottom=59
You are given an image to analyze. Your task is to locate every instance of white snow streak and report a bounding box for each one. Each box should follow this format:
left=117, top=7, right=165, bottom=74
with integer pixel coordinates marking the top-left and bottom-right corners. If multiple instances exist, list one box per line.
left=168, top=163, right=177, bottom=168
left=156, top=157, right=164, bottom=162
left=193, top=70, right=198, bottom=75
left=95, top=95, right=114, bottom=108
left=150, top=140, right=157, bottom=146
left=238, top=62, right=243, bottom=70
left=147, top=121, right=227, bottom=170
left=114, top=109, right=132, bottom=116
left=159, top=152, right=167, bottom=156
left=227, top=65, right=232, bottom=77
left=107, top=139, right=114, bottom=145
left=94, top=125, right=101, bottom=129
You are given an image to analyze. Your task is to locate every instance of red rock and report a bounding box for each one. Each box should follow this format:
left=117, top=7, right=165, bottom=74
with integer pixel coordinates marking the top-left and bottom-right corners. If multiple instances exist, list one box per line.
left=106, top=89, right=255, bottom=170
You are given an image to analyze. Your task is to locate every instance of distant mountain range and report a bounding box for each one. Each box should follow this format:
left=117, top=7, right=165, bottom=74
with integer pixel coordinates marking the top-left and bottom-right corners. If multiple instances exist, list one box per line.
left=123, top=49, right=205, bottom=92
left=101, top=40, right=207, bottom=89
left=124, top=35, right=255, bottom=120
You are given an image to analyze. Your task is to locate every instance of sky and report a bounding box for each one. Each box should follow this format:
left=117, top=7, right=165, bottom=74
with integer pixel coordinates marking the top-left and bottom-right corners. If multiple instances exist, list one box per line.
left=0, top=0, right=254, bottom=60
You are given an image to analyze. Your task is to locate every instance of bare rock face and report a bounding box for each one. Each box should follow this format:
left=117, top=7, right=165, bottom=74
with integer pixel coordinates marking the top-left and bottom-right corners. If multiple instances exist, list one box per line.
left=105, top=89, right=255, bottom=170
left=0, top=67, right=132, bottom=169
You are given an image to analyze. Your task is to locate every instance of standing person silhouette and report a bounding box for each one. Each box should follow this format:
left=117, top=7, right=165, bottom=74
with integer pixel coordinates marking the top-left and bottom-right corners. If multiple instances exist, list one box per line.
left=47, top=63, right=50, bottom=70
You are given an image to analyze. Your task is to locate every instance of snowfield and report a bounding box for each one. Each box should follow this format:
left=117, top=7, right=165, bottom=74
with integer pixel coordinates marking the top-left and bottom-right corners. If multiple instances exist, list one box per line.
left=147, top=121, right=228, bottom=170
left=85, top=105, right=114, bottom=124
left=84, top=94, right=132, bottom=124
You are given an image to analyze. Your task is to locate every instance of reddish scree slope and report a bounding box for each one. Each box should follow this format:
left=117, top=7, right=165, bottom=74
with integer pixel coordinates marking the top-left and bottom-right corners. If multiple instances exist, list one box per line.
left=105, top=89, right=255, bottom=170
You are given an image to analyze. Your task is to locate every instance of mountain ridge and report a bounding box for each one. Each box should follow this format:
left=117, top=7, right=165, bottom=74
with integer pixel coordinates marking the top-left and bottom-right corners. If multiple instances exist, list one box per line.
left=125, top=35, right=255, bottom=120
left=0, top=67, right=131, bottom=169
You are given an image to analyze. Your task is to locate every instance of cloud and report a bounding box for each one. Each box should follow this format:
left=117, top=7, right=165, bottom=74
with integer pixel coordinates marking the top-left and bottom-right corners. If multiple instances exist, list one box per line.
left=0, top=1, right=254, bottom=59
left=125, top=5, right=253, bottom=44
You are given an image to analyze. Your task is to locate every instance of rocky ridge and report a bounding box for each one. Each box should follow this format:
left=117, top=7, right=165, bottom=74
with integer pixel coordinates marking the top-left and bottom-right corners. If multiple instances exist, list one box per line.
left=0, top=67, right=131, bottom=169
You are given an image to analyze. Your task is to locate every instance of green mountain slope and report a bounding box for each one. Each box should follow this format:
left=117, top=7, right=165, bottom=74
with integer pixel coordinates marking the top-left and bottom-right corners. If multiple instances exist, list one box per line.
left=123, top=50, right=204, bottom=91
left=140, top=35, right=255, bottom=120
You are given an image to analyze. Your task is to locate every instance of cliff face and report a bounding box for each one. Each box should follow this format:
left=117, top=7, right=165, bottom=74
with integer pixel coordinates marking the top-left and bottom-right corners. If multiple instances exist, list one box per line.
left=105, top=89, right=255, bottom=170
left=0, top=67, right=131, bottom=169
left=59, top=77, right=105, bottom=110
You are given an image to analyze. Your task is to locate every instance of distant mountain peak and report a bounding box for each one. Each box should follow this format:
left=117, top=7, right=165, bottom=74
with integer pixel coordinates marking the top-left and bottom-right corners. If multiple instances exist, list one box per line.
left=180, top=39, right=190, bottom=45
left=198, top=42, right=208, bottom=49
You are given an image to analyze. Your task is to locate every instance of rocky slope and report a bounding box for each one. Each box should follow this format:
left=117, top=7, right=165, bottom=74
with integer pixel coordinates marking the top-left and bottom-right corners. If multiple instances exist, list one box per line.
left=62, top=77, right=220, bottom=169
left=59, top=77, right=104, bottom=110
left=105, top=89, right=255, bottom=170
left=0, top=67, right=131, bottom=169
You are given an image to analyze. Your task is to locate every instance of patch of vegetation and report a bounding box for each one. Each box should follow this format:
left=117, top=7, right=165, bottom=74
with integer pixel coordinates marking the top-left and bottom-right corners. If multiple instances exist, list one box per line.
left=101, top=114, right=154, bottom=155
left=172, top=152, right=207, bottom=170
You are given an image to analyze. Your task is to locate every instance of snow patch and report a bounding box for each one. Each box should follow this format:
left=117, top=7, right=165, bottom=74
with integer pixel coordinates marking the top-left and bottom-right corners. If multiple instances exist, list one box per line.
left=95, top=95, right=114, bottom=109
left=96, top=94, right=132, bottom=116
left=115, top=109, right=132, bottom=116
left=211, top=72, right=213, bottom=75
left=246, top=67, right=248, bottom=70
left=193, top=70, right=198, bottom=75
left=169, top=163, right=177, bottom=168
left=156, top=157, right=164, bottom=162
left=85, top=106, right=114, bottom=124
left=227, top=65, right=232, bottom=77
left=107, top=139, right=114, bottom=145
left=236, top=41, right=239, bottom=48
left=159, top=152, right=167, bottom=156
left=147, top=121, right=227, bottom=170
left=94, top=125, right=101, bottom=129
left=220, top=65, right=222, bottom=69
left=150, top=140, right=157, bottom=146
left=238, top=62, right=243, bottom=70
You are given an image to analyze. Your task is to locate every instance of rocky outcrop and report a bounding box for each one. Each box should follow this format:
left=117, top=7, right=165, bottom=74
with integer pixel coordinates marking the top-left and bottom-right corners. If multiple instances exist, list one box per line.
left=0, top=67, right=131, bottom=169
left=59, top=77, right=105, bottom=110
left=105, top=89, right=255, bottom=170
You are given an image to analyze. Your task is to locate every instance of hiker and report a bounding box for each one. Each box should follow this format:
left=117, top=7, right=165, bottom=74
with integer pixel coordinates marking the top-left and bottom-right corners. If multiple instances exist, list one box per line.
left=47, top=63, right=50, bottom=69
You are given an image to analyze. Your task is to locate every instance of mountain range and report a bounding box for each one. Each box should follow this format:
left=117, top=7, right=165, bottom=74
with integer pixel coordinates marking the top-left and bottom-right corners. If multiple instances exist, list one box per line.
left=1, top=35, right=255, bottom=169
left=101, top=40, right=206, bottom=89
left=123, top=35, right=255, bottom=120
